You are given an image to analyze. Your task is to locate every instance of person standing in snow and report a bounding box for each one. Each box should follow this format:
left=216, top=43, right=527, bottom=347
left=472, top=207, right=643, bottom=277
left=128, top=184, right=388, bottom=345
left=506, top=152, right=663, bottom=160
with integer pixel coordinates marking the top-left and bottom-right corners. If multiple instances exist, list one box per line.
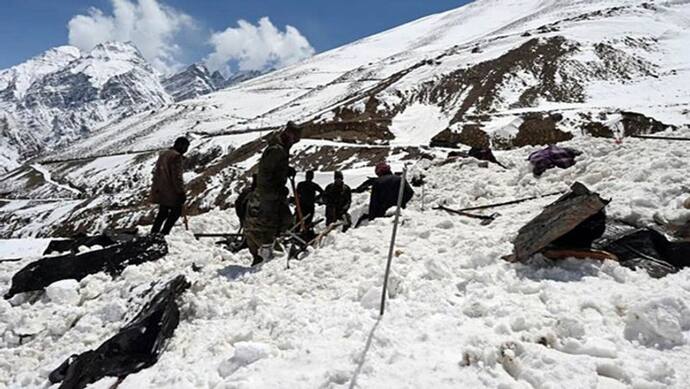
left=362, top=162, right=414, bottom=224
left=235, top=174, right=257, bottom=227
left=150, top=137, right=189, bottom=235
left=295, top=170, right=323, bottom=227
left=244, top=121, right=301, bottom=266
left=323, top=171, right=352, bottom=231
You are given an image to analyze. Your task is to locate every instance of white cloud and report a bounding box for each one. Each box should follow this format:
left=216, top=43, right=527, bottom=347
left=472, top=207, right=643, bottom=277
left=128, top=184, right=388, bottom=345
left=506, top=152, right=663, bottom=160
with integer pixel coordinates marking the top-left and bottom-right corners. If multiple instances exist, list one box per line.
left=67, top=0, right=194, bottom=73
left=206, top=17, right=315, bottom=75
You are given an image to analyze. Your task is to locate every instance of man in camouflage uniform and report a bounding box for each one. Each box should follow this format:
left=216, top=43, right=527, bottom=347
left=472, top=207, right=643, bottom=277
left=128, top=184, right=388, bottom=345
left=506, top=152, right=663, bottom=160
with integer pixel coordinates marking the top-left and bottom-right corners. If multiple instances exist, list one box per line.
left=244, top=122, right=301, bottom=266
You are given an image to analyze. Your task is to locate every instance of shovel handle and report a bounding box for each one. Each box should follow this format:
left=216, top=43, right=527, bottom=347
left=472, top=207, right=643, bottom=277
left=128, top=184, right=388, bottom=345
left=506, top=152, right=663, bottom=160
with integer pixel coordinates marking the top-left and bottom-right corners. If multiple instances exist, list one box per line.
left=434, top=205, right=496, bottom=220
left=183, top=206, right=189, bottom=231
left=290, top=176, right=306, bottom=232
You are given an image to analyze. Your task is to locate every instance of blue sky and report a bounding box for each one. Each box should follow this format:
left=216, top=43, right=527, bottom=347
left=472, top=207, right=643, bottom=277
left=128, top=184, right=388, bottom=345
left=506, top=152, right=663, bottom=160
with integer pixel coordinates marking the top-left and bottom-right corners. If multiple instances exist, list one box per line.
left=1, top=0, right=472, bottom=71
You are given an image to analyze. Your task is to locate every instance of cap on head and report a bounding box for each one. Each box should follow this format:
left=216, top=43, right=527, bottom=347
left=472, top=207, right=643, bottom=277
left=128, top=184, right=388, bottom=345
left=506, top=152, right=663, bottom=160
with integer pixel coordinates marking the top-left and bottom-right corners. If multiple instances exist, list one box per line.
left=285, top=121, right=302, bottom=135
left=282, top=121, right=302, bottom=146
left=174, top=137, right=190, bottom=153
left=334, top=171, right=344, bottom=181
left=375, top=162, right=391, bottom=177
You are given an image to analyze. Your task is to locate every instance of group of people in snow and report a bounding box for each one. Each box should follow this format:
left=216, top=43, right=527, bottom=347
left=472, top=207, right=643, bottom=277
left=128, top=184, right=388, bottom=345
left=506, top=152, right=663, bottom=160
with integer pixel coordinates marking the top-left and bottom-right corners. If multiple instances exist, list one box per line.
left=148, top=121, right=414, bottom=266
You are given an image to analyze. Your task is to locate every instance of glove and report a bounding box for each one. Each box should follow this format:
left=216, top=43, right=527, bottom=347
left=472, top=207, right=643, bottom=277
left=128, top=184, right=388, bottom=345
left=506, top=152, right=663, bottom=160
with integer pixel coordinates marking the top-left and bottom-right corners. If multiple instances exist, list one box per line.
left=684, top=197, right=690, bottom=210
left=287, top=166, right=296, bottom=178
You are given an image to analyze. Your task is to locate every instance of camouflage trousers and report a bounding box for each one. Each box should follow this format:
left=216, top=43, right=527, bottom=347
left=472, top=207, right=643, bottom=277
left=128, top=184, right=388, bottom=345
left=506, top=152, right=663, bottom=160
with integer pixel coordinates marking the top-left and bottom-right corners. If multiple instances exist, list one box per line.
left=243, top=192, right=293, bottom=261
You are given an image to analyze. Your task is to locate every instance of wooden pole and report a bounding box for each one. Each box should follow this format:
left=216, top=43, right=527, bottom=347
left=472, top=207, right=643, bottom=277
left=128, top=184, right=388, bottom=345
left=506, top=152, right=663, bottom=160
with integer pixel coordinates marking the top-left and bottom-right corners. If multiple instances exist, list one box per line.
left=290, top=176, right=306, bottom=232
left=631, top=135, right=690, bottom=141
left=380, top=167, right=407, bottom=316
left=456, top=192, right=563, bottom=212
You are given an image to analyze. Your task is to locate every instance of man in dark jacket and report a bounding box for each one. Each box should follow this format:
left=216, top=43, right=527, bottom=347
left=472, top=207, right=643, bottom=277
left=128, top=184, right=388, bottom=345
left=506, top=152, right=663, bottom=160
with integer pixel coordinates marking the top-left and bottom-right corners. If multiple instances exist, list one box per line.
left=244, top=122, right=301, bottom=265
left=296, top=170, right=323, bottom=227
left=150, top=137, right=189, bottom=235
left=324, top=171, right=352, bottom=231
left=235, top=174, right=257, bottom=227
left=368, top=162, right=414, bottom=221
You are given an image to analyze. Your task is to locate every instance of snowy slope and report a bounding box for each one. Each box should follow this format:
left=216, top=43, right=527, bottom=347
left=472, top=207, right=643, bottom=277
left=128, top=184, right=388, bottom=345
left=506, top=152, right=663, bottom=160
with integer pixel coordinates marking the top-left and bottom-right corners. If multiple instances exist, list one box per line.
left=30, top=0, right=686, bottom=165
left=1, top=0, right=690, bottom=387
left=1, top=129, right=689, bottom=388
left=1, top=0, right=686, bottom=238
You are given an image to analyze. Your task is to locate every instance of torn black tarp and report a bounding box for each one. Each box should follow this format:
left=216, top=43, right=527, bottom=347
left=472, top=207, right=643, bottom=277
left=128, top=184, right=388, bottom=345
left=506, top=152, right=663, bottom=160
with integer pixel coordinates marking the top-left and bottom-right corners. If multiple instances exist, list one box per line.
left=594, top=227, right=690, bottom=278
left=49, top=275, right=190, bottom=389
left=4, top=234, right=168, bottom=299
left=43, top=229, right=139, bottom=255
left=510, top=182, right=609, bottom=262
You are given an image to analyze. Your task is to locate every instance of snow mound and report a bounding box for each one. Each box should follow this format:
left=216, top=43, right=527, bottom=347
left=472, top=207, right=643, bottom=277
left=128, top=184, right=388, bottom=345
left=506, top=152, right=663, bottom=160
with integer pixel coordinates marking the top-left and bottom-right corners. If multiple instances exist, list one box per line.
left=624, top=297, right=690, bottom=349
left=218, top=342, right=273, bottom=378
left=45, top=279, right=80, bottom=305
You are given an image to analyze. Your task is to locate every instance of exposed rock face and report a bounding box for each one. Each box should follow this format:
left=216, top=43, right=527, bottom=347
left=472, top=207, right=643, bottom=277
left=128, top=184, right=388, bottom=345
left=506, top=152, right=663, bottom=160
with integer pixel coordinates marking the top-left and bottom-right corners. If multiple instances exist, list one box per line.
left=431, top=125, right=490, bottom=149
left=509, top=113, right=573, bottom=149
left=424, top=37, right=584, bottom=123
left=582, top=112, right=676, bottom=138
left=313, top=31, right=661, bottom=150
left=431, top=113, right=572, bottom=149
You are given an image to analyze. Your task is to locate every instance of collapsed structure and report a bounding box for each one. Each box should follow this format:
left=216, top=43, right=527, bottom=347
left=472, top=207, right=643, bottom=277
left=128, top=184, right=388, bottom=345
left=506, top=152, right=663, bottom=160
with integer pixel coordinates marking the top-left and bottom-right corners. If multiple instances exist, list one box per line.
left=510, top=183, right=690, bottom=278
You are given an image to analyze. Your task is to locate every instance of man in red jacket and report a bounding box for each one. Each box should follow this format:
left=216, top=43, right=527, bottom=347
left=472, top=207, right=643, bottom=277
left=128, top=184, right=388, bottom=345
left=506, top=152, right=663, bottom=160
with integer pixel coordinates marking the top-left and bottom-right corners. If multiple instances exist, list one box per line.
left=150, top=137, right=189, bottom=235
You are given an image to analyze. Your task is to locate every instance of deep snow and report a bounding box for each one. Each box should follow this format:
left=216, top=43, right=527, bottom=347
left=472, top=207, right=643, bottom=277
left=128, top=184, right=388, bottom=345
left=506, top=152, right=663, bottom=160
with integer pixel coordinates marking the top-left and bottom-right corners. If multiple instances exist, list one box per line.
left=1, top=0, right=690, bottom=387
left=1, top=127, right=689, bottom=388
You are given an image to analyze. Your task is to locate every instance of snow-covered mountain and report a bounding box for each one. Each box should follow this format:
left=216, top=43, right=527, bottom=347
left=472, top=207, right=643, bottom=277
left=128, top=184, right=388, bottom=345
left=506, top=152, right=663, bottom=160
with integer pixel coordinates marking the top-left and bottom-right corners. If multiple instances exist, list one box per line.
left=223, top=69, right=267, bottom=88
left=162, top=64, right=221, bottom=102
left=1, top=0, right=689, bottom=237
left=0, top=43, right=271, bottom=174
left=162, top=64, right=267, bottom=102
left=0, top=42, right=171, bottom=174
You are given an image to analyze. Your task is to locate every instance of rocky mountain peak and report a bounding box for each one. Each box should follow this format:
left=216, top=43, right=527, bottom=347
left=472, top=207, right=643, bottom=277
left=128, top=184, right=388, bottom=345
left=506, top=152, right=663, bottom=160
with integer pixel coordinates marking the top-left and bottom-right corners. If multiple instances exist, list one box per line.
left=0, top=41, right=171, bottom=173
left=0, top=46, right=81, bottom=101
left=162, top=63, right=218, bottom=102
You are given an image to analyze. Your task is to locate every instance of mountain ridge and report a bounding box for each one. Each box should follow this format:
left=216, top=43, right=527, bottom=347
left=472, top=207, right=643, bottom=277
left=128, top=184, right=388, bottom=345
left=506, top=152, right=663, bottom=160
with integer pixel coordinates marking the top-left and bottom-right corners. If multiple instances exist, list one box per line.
left=0, top=42, right=268, bottom=174
left=1, top=0, right=689, bottom=237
